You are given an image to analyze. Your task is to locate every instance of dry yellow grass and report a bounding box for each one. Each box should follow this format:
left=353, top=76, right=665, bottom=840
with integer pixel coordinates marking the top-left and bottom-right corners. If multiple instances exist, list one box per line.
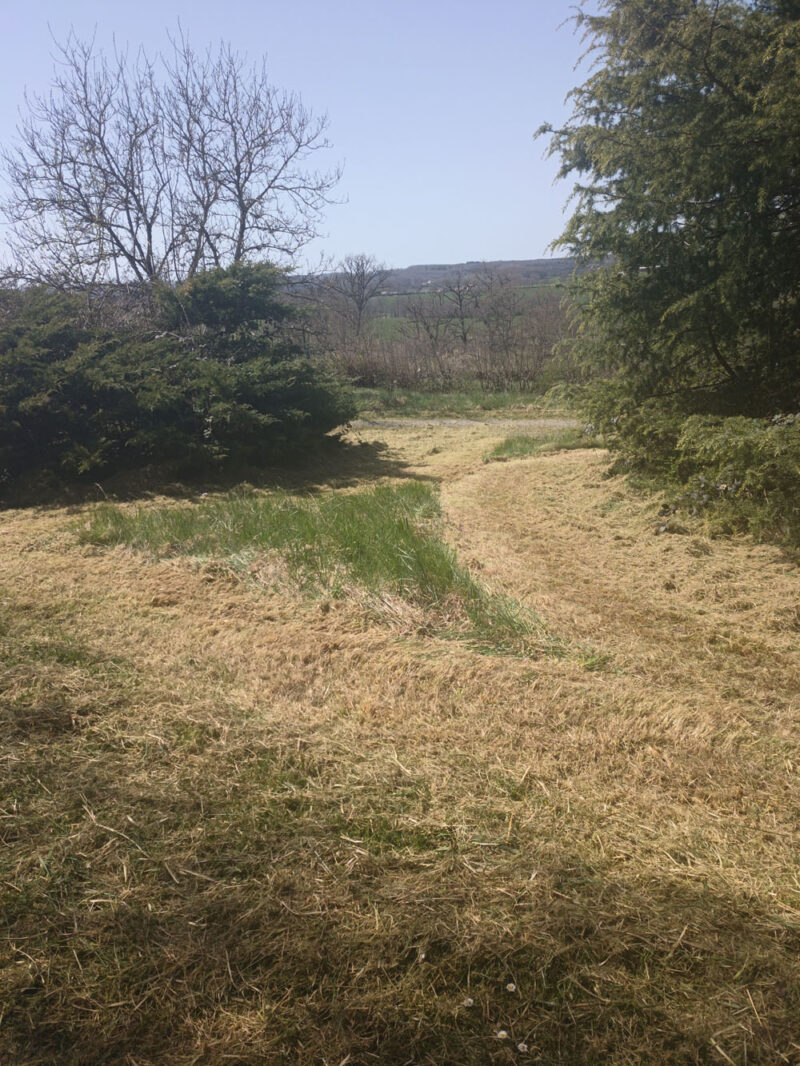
left=2, top=420, right=799, bottom=1064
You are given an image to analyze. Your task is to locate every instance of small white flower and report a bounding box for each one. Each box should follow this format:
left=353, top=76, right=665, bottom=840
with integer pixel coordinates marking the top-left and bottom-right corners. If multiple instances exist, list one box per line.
left=496, top=1030, right=509, bottom=1040
left=462, top=997, right=474, bottom=1007
left=517, top=1042, right=529, bottom=1053
left=506, top=982, right=517, bottom=992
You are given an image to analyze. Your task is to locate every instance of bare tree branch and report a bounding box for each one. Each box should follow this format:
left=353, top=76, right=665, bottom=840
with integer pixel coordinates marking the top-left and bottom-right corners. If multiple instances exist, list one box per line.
left=324, top=254, right=392, bottom=337
left=1, top=31, right=340, bottom=287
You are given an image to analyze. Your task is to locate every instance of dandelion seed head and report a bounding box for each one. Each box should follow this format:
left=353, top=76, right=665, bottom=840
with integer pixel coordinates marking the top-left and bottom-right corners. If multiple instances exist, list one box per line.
left=462, top=997, right=474, bottom=1007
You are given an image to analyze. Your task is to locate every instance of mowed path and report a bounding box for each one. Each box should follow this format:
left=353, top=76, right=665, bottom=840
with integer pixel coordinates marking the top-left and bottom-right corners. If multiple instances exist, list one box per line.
left=390, top=421, right=800, bottom=857
left=2, top=419, right=800, bottom=1065
left=352, top=415, right=578, bottom=430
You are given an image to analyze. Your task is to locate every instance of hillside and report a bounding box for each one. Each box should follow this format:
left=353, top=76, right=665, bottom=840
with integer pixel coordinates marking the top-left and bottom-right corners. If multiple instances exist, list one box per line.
left=291, top=257, right=577, bottom=297
left=380, top=257, right=575, bottom=294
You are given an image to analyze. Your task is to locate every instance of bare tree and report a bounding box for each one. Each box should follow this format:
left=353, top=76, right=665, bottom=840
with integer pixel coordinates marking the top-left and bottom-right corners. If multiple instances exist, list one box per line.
left=466, top=270, right=570, bottom=390
left=467, top=269, right=525, bottom=388
left=1, top=32, right=340, bottom=288
left=324, top=254, right=391, bottom=337
left=441, top=270, right=479, bottom=350
left=404, top=292, right=457, bottom=385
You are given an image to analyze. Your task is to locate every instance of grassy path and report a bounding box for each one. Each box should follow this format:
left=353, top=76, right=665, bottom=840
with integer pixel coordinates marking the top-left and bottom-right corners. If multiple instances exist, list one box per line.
left=352, top=416, right=578, bottom=429
left=2, top=421, right=799, bottom=1065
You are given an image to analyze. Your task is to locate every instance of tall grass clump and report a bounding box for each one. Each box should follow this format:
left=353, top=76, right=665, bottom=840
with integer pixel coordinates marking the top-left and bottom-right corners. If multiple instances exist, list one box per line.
left=485, top=426, right=602, bottom=462
left=81, top=482, right=555, bottom=654
left=355, top=387, right=544, bottom=419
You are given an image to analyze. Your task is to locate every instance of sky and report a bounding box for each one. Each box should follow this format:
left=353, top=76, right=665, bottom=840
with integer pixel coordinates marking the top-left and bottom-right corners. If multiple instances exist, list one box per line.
left=0, top=0, right=592, bottom=271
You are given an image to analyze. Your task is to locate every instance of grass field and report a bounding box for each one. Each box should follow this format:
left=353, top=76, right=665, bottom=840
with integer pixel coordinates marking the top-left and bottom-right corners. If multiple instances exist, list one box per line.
left=2, top=418, right=800, bottom=1064
left=81, top=482, right=554, bottom=656
left=354, top=386, right=556, bottom=420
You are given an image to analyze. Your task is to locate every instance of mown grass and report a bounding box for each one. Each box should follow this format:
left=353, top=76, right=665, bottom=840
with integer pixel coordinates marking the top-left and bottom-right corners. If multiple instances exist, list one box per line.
left=3, top=564, right=800, bottom=1065
left=485, top=427, right=604, bottom=462
left=4, top=426, right=800, bottom=1065
left=80, top=482, right=555, bottom=655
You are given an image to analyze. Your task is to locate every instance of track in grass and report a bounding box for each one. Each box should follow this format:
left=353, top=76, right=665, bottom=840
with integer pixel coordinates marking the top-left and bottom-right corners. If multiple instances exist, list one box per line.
left=2, top=417, right=800, bottom=1065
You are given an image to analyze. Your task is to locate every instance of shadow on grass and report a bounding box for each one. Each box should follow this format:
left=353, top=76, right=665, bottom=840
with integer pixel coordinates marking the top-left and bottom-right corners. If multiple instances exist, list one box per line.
left=1, top=434, right=431, bottom=511
left=6, top=735, right=800, bottom=1064
left=2, top=607, right=798, bottom=1065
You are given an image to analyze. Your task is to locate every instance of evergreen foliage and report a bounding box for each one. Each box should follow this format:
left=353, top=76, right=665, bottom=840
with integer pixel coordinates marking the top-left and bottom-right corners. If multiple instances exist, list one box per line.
left=674, top=413, right=800, bottom=540
left=160, top=262, right=291, bottom=334
left=541, top=0, right=800, bottom=412
left=590, top=396, right=800, bottom=542
left=540, top=0, right=800, bottom=542
left=0, top=266, right=355, bottom=493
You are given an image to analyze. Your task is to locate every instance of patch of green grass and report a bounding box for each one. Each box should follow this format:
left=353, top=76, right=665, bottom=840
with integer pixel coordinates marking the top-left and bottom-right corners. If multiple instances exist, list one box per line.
left=367, top=316, right=406, bottom=342
left=581, top=651, right=614, bottom=672
left=334, top=814, right=455, bottom=854
left=2, top=634, right=121, bottom=670
left=80, top=482, right=557, bottom=656
left=355, top=386, right=546, bottom=419
left=485, top=427, right=603, bottom=462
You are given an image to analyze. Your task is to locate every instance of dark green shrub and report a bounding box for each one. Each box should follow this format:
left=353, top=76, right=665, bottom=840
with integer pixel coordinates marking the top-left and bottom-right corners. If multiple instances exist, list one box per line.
left=157, top=262, right=291, bottom=334
left=674, top=414, right=800, bottom=541
left=0, top=268, right=356, bottom=493
left=579, top=377, right=800, bottom=543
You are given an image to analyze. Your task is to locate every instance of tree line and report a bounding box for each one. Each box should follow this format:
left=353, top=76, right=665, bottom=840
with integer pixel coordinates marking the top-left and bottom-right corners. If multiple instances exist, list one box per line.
left=301, top=254, right=578, bottom=391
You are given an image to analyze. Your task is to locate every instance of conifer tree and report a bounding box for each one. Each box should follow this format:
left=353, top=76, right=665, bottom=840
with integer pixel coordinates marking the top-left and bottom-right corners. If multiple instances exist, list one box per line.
left=540, top=0, right=800, bottom=414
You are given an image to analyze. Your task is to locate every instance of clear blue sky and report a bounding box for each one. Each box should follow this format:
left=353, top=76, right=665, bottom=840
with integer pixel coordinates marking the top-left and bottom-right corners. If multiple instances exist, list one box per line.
left=0, top=0, right=591, bottom=270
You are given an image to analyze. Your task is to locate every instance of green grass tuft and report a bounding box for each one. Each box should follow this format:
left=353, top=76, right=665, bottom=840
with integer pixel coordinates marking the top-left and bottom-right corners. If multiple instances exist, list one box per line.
left=80, top=482, right=557, bottom=655
left=355, top=386, right=546, bottom=419
left=485, top=427, right=603, bottom=462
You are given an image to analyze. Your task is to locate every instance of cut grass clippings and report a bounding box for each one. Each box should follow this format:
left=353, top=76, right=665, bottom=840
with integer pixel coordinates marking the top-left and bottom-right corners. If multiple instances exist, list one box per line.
left=4, top=420, right=800, bottom=1065
left=80, top=481, right=557, bottom=656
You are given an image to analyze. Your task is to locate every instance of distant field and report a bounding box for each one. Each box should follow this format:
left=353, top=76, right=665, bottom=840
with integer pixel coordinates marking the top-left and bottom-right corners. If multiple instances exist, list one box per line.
left=367, top=314, right=406, bottom=341
left=2, top=416, right=799, bottom=1064
left=369, top=279, right=565, bottom=318
left=350, top=282, right=566, bottom=343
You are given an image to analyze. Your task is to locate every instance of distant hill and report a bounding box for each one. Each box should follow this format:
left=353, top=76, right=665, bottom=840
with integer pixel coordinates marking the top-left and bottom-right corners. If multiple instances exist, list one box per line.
left=289, top=258, right=577, bottom=299
left=380, top=258, right=575, bottom=294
